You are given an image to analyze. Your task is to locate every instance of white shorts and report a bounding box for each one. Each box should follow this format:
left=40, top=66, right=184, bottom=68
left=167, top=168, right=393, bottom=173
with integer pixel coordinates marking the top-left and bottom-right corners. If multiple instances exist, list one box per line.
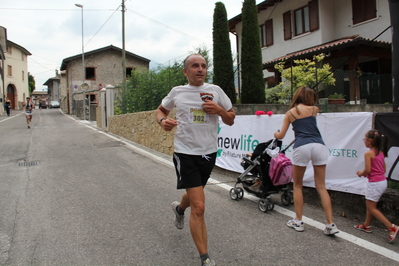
left=25, top=112, right=33, bottom=116
left=365, top=180, right=387, bottom=202
left=292, top=143, right=328, bottom=167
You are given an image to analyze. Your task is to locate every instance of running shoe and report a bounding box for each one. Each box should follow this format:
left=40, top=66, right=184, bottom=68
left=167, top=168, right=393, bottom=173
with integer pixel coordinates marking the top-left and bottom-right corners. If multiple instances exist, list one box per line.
left=202, top=258, right=216, bottom=266
left=286, top=218, right=304, bottom=232
left=172, top=201, right=184, bottom=230
left=324, top=223, right=339, bottom=235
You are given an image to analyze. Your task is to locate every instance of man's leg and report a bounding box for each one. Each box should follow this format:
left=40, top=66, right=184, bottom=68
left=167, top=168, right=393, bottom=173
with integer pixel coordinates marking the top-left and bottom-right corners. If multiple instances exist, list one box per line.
left=25, top=115, right=30, bottom=127
left=183, top=186, right=207, bottom=255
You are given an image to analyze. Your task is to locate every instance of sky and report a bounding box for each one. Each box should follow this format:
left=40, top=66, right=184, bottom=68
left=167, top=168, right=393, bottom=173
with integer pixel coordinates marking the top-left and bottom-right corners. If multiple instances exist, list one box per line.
left=1, top=0, right=263, bottom=91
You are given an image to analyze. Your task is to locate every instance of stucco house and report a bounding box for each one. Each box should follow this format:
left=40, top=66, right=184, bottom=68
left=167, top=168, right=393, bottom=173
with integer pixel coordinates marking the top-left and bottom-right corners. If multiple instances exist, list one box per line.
left=3, top=39, right=31, bottom=110
left=59, top=45, right=150, bottom=117
left=43, top=70, right=61, bottom=105
left=31, top=90, right=49, bottom=109
left=229, top=0, right=392, bottom=104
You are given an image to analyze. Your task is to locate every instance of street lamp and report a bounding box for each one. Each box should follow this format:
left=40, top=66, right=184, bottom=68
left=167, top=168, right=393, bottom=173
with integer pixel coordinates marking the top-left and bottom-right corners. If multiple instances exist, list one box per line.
left=75, top=3, right=86, bottom=120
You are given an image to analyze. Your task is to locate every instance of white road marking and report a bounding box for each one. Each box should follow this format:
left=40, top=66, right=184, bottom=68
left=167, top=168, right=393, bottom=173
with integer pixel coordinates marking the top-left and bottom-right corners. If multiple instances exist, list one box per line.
left=70, top=115, right=399, bottom=263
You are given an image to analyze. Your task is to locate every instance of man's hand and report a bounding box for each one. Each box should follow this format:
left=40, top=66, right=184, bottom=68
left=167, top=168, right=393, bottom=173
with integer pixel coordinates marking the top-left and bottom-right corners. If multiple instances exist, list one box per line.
left=202, top=99, right=222, bottom=115
left=160, top=118, right=177, bottom=131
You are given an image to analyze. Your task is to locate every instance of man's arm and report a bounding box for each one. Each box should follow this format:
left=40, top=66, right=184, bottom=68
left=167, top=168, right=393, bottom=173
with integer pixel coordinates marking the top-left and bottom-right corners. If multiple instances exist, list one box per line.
left=217, top=108, right=235, bottom=126
left=156, top=105, right=177, bottom=131
left=202, top=100, right=235, bottom=126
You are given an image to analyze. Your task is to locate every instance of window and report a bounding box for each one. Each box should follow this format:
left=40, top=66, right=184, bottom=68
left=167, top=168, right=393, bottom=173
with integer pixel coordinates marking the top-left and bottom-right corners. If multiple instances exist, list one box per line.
left=22, top=71, right=25, bottom=81
left=8, top=65, right=12, bottom=76
left=294, top=6, right=310, bottom=36
left=260, top=19, right=273, bottom=47
left=7, top=45, right=12, bottom=54
left=352, top=0, right=376, bottom=24
left=89, top=94, right=96, bottom=102
left=285, top=0, right=319, bottom=39
left=126, top=67, right=136, bottom=78
left=85, top=67, right=95, bottom=80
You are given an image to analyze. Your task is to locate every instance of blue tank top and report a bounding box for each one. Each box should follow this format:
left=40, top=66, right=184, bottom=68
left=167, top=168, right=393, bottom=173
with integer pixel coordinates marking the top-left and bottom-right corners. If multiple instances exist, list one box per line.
left=291, top=116, right=325, bottom=148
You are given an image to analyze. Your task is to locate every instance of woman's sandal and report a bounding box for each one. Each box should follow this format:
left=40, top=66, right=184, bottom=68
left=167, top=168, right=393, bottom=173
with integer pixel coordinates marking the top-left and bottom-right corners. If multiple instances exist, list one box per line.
left=388, top=224, right=398, bottom=243
left=354, top=223, right=372, bottom=233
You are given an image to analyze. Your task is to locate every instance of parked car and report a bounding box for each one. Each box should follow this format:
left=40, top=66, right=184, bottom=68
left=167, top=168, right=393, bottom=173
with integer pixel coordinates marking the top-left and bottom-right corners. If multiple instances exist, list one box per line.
left=49, top=101, right=60, bottom=108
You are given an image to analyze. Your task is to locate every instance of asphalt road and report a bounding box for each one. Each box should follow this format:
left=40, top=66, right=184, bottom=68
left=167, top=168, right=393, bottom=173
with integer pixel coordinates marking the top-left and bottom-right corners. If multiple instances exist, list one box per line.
left=0, top=109, right=398, bottom=266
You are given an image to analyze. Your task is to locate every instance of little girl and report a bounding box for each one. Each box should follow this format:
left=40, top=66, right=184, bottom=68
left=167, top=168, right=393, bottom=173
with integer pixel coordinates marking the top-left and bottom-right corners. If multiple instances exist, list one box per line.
left=355, top=129, right=398, bottom=243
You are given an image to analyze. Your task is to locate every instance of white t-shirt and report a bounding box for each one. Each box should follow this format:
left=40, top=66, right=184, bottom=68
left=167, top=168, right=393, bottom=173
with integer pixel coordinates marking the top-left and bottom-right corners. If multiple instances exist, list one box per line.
left=161, top=83, right=233, bottom=155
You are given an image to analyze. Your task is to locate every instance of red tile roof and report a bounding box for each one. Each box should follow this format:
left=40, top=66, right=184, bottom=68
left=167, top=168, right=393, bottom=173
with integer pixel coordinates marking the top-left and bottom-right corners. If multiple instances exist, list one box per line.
left=263, top=35, right=391, bottom=66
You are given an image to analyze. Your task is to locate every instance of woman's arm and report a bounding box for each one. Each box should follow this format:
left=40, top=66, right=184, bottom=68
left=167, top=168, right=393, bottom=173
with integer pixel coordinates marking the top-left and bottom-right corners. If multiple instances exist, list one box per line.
left=274, top=112, right=291, bottom=139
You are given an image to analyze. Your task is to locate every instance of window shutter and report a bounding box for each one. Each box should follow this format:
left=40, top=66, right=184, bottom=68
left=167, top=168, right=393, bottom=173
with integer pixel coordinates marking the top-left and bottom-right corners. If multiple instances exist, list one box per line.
left=364, top=0, right=376, bottom=21
left=309, top=0, right=319, bottom=31
left=266, top=19, right=273, bottom=46
left=352, top=0, right=376, bottom=24
left=283, top=11, right=292, bottom=40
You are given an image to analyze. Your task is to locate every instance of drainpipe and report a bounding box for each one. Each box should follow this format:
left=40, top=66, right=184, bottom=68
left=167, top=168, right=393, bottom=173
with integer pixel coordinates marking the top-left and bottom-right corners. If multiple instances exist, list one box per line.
left=389, top=0, right=399, bottom=112
left=231, top=31, right=241, bottom=100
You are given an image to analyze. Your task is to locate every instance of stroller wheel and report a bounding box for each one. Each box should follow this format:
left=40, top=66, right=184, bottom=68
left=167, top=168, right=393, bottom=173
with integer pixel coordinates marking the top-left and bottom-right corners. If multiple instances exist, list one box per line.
left=236, top=187, right=244, bottom=199
left=267, top=198, right=275, bottom=211
left=258, top=199, right=269, bottom=212
left=229, top=188, right=239, bottom=200
left=281, top=191, right=292, bottom=206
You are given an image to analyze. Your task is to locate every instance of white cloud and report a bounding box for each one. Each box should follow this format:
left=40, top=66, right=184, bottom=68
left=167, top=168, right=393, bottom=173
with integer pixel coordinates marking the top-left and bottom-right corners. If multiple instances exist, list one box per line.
left=1, top=0, right=258, bottom=90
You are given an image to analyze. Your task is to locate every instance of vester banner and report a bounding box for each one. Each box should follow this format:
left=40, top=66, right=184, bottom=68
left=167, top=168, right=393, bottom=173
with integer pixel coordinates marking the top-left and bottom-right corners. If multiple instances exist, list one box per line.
left=216, top=112, right=373, bottom=195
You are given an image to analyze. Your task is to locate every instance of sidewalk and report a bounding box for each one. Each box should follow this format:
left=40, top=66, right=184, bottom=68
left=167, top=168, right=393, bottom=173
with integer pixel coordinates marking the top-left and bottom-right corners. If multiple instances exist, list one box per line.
left=0, top=110, right=24, bottom=121
left=212, top=166, right=399, bottom=228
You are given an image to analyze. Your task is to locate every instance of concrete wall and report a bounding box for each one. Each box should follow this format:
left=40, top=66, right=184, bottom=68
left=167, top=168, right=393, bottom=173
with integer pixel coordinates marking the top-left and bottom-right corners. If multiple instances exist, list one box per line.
left=98, top=104, right=398, bottom=226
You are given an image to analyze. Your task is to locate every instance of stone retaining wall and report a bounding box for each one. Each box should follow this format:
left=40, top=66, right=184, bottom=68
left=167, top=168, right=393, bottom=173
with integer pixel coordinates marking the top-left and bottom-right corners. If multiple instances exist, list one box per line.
left=107, top=109, right=176, bottom=156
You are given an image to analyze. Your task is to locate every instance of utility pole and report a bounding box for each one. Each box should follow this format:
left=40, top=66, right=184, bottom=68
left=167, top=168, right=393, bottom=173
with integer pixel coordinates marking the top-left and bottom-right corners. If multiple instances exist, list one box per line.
left=389, top=0, right=399, bottom=112
left=122, top=0, right=126, bottom=88
left=75, top=3, right=86, bottom=120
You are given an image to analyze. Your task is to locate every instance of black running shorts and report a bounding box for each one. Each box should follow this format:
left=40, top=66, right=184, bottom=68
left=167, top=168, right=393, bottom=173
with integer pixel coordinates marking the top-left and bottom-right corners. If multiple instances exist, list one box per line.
left=173, top=152, right=217, bottom=189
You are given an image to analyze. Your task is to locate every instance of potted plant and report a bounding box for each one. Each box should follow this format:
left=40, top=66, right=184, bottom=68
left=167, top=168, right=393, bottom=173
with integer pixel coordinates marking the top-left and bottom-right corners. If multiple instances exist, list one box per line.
left=328, top=93, right=345, bottom=104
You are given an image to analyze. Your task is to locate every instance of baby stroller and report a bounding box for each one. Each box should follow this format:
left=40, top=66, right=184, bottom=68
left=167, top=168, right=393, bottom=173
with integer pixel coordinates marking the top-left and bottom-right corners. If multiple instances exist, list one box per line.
left=229, top=138, right=294, bottom=213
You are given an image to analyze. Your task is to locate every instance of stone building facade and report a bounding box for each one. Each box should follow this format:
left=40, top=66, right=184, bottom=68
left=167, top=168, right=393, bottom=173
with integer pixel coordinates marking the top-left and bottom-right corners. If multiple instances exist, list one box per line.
left=59, top=45, right=150, bottom=116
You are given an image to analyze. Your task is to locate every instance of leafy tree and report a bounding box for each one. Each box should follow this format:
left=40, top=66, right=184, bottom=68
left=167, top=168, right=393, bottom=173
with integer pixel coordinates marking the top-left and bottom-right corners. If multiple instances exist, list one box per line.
left=119, top=61, right=186, bottom=114
left=28, top=73, right=35, bottom=95
left=275, top=54, right=335, bottom=91
left=212, top=2, right=236, bottom=103
left=240, top=0, right=265, bottom=103
left=267, top=54, right=336, bottom=103
left=118, top=46, right=214, bottom=114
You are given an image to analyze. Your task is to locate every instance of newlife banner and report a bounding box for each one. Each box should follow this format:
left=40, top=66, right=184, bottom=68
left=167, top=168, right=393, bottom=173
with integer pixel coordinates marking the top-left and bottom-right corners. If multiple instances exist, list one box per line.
left=216, top=112, right=376, bottom=195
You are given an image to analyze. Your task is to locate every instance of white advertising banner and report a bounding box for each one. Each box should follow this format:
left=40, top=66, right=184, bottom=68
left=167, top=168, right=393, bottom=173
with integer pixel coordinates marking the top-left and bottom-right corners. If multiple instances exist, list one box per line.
left=216, top=112, right=373, bottom=195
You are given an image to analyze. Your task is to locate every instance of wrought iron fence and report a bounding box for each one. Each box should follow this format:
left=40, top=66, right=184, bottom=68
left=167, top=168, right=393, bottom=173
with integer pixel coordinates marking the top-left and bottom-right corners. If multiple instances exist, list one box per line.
left=316, top=70, right=392, bottom=104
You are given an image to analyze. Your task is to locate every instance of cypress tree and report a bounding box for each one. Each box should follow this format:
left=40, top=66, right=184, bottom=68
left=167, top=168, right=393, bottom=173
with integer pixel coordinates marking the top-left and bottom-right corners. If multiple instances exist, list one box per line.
left=240, top=0, right=265, bottom=103
left=212, top=2, right=236, bottom=103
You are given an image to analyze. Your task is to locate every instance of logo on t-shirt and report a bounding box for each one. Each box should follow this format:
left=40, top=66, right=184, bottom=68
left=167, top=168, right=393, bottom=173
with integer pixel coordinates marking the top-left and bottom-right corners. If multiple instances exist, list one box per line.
left=200, top=93, right=214, bottom=102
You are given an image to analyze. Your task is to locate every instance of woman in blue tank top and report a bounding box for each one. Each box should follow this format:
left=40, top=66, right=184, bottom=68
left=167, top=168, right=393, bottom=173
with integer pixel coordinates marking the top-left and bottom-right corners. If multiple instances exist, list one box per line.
left=274, top=86, right=339, bottom=235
